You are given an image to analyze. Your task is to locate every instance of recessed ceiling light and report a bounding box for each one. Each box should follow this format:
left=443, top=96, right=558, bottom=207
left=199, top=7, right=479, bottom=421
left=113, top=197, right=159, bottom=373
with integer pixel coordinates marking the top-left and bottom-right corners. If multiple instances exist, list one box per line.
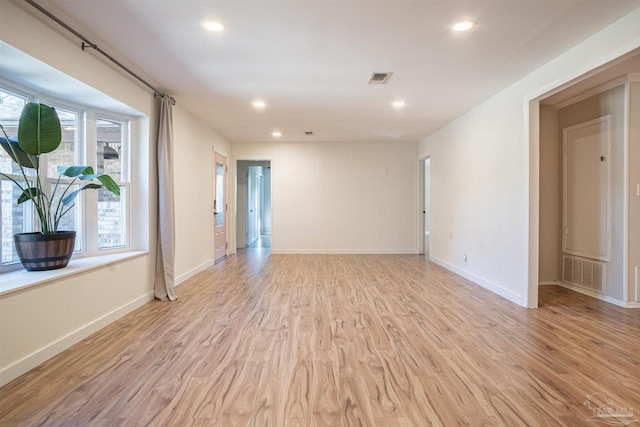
left=452, top=21, right=474, bottom=32
left=204, top=21, right=226, bottom=32
left=272, top=131, right=282, bottom=137
left=392, top=100, right=407, bottom=108
left=252, top=100, right=266, bottom=108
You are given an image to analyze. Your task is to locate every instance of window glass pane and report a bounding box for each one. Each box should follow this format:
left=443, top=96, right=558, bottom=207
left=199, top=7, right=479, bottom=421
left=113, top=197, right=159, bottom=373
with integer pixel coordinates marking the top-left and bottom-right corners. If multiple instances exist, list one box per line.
left=51, top=182, right=81, bottom=251
left=1, top=179, right=29, bottom=263
left=47, top=108, right=78, bottom=177
left=96, top=119, right=123, bottom=181
left=98, top=186, right=126, bottom=248
left=0, top=90, right=28, bottom=175
left=216, top=162, right=224, bottom=226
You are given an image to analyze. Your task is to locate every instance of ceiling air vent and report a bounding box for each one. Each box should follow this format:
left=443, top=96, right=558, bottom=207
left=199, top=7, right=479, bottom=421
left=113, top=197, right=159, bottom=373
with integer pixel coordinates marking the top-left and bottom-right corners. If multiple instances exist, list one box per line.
left=368, top=72, right=393, bottom=84
left=304, top=131, right=314, bottom=136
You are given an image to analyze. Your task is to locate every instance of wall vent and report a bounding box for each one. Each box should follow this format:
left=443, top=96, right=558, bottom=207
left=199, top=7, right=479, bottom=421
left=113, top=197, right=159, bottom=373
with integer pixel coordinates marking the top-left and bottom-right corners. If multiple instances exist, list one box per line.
left=562, top=255, right=606, bottom=292
left=368, top=72, right=393, bottom=84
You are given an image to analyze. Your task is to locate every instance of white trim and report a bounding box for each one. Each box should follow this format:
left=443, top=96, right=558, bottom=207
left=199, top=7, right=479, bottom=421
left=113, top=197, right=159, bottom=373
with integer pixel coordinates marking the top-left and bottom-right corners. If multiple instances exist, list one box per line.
left=539, top=281, right=561, bottom=286
left=417, top=158, right=425, bottom=255
left=0, top=290, right=154, bottom=387
left=623, top=81, right=630, bottom=302
left=0, top=251, right=148, bottom=296
left=271, top=249, right=417, bottom=255
left=526, top=99, right=540, bottom=308
left=555, top=281, right=640, bottom=308
left=175, top=259, right=216, bottom=286
left=430, top=256, right=525, bottom=307
left=551, top=76, right=628, bottom=109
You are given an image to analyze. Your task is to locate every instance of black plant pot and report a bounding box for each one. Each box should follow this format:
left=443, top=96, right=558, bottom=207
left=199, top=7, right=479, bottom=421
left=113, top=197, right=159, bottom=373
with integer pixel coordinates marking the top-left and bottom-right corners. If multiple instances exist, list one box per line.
left=13, top=231, right=76, bottom=271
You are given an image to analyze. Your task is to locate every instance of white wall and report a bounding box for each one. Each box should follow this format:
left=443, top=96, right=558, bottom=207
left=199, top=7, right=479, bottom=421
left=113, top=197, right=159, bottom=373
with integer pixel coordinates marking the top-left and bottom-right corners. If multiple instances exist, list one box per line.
left=0, top=0, right=156, bottom=386
left=234, top=140, right=419, bottom=253
left=0, top=0, right=227, bottom=386
left=418, top=7, right=640, bottom=307
left=172, top=105, right=231, bottom=282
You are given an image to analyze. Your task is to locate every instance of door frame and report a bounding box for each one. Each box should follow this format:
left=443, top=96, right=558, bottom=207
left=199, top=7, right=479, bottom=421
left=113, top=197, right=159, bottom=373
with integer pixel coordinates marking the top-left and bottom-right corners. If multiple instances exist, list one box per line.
left=418, top=156, right=431, bottom=256
left=213, top=151, right=228, bottom=261
left=235, top=159, right=272, bottom=251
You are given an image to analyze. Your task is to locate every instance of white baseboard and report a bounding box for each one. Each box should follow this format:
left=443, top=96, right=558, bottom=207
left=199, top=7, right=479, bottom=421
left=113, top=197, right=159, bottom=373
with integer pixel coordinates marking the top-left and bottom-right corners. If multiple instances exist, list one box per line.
left=555, top=282, right=640, bottom=308
left=175, top=260, right=216, bottom=286
left=271, top=249, right=415, bottom=255
left=539, top=281, right=561, bottom=286
left=429, top=256, right=525, bottom=307
left=0, top=291, right=155, bottom=387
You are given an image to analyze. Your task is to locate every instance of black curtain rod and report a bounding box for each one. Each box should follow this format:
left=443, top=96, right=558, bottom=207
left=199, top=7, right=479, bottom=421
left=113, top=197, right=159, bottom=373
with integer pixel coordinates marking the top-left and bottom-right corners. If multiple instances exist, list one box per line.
left=25, top=0, right=176, bottom=105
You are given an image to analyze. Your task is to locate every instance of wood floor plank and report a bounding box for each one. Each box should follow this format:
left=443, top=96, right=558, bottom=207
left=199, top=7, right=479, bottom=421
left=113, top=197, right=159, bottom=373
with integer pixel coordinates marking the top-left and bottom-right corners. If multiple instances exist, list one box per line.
left=1, top=253, right=640, bottom=426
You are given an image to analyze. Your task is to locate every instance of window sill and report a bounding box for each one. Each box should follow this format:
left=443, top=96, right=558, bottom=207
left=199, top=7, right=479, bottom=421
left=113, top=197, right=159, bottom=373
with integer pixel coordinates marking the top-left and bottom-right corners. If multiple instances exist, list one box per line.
left=0, top=251, right=149, bottom=297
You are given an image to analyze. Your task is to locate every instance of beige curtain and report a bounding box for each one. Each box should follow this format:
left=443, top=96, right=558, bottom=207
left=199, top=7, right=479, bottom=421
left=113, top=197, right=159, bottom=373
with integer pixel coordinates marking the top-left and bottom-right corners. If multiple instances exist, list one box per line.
left=154, top=96, right=177, bottom=301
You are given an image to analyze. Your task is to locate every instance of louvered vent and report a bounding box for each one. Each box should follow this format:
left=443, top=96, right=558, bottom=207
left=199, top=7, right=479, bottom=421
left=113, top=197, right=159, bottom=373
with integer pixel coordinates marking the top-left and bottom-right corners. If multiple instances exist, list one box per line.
left=562, top=255, right=606, bottom=292
left=368, top=72, right=393, bottom=84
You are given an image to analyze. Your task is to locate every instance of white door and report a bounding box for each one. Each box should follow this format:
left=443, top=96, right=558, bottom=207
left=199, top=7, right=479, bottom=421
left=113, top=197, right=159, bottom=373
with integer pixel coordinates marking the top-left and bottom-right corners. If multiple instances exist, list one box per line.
left=246, top=166, right=260, bottom=246
left=563, top=116, right=610, bottom=261
left=214, top=152, right=227, bottom=261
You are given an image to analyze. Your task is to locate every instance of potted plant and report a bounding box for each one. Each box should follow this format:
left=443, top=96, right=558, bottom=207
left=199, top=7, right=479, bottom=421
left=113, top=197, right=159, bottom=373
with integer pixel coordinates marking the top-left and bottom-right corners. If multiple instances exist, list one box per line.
left=0, top=102, right=120, bottom=271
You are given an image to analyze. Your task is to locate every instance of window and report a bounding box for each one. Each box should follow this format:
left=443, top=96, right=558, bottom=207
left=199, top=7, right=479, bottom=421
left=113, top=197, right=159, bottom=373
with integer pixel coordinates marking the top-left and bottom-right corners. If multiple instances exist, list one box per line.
left=96, top=118, right=128, bottom=249
left=0, top=89, right=32, bottom=265
left=0, top=84, right=132, bottom=272
left=46, top=107, right=82, bottom=251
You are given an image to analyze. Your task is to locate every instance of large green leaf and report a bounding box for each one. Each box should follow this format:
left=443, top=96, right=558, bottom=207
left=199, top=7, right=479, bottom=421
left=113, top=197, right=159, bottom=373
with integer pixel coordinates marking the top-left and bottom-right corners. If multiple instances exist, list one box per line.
left=0, top=136, right=38, bottom=169
left=17, top=187, right=42, bottom=204
left=17, top=103, right=62, bottom=155
left=62, top=183, right=103, bottom=205
left=96, top=175, right=121, bottom=196
left=57, top=165, right=94, bottom=178
left=56, top=164, right=120, bottom=197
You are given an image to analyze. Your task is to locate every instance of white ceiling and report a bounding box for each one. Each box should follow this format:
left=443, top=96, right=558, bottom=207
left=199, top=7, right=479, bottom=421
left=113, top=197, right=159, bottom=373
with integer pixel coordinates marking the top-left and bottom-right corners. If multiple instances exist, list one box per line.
left=32, top=0, right=640, bottom=143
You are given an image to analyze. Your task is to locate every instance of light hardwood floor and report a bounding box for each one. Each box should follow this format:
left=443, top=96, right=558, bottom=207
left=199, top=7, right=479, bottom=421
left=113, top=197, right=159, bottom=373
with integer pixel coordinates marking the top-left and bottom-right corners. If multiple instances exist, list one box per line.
left=1, top=250, right=639, bottom=426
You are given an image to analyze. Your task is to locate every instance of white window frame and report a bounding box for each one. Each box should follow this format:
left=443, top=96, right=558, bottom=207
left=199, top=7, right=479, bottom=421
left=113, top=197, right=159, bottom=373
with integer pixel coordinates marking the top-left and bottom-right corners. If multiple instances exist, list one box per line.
left=0, top=84, right=37, bottom=273
left=0, top=82, right=133, bottom=273
left=91, top=111, right=131, bottom=253
left=39, top=99, right=86, bottom=253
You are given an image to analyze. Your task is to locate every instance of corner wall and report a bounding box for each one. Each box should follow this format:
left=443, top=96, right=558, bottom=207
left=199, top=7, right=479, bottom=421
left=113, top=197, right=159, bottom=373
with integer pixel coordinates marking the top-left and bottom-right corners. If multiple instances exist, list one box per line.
left=0, top=0, right=228, bottom=386
left=172, top=105, right=231, bottom=283
left=418, top=7, right=640, bottom=307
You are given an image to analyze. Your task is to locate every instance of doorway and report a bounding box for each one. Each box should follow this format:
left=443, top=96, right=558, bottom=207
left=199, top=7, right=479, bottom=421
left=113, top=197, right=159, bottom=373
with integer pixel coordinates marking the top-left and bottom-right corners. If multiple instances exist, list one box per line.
left=419, top=157, right=431, bottom=258
left=535, top=49, right=640, bottom=308
left=236, top=160, right=272, bottom=249
left=214, top=152, right=228, bottom=261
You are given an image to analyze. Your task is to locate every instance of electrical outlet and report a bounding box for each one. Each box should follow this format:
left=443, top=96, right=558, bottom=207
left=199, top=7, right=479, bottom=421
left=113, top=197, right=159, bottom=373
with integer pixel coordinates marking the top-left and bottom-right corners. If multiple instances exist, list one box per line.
left=463, top=254, right=468, bottom=265
left=449, top=232, right=453, bottom=239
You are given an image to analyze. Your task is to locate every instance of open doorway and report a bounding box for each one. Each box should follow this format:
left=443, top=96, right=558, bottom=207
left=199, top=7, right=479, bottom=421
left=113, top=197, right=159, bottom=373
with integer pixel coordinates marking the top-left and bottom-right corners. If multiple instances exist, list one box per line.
left=535, top=49, right=640, bottom=308
left=213, top=152, right=228, bottom=261
left=419, top=157, right=431, bottom=258
left=236, top=160, right=272, bottom=249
